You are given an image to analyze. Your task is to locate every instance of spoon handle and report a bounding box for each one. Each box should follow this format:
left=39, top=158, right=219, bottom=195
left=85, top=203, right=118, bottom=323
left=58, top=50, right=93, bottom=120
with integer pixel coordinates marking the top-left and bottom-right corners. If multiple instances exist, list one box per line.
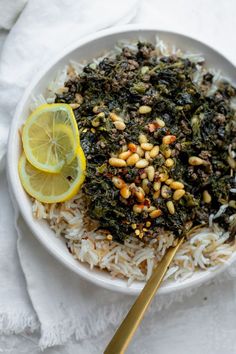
left=104, top=236, right=184, bottom=354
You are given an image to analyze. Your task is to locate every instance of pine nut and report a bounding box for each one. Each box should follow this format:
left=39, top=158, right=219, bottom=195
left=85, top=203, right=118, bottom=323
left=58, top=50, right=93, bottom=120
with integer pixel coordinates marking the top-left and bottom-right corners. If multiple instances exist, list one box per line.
left=109, top=158, right=126, bottom=167
left=75, top=93, right=83, bottom=104
left=153, top=181, right=161, bottom=191
left=135, top=229, right=140, bottom=236
left=128, top=143, right=137, bottom=152
left=110, top=112, right=123, bottom=122
left=136, top=159, right=149, bottom=168
left=147, top=206, right=156, bottom=212
left=146, top=221, right=151, bottom=227
left=155, top=118, right=165, bottom=127
left=131, top=223, right=137, bottom=229
left=162, top=135, right=176, bottom=145
left=139, top=134, right=148, bottom=144
left=97, top=112, right=105, bottom=118
left=133, top=204, right=144, bottom=213
left=149, top=146, right=159, bottom=158
left=141, top=143, right=154, bottom=151
left=159, top=173, right=169, bottom=182
left=166, top=201, right=175, bottom=215
left=173, top=189, right=185, bottom=201
left=112, top=176, right=126, bottom=189
left=119, top=150, right=132, bottom=160
left=113, top=121, right=126, bottom=130
left=120, top=186, right=131, bottom=199
left=145, top=151, right=152, bottom=161
left=170, top=181, right=184, bottom=190
left=165, top=158, right=174, bottom=168
left=69, top=103, right=80, bottom=110
left=107, top=234, right=113, bottom=241
left=139, top=105, right=152, bottom=114
left=228, top=156, right=236, bottom=169
left=146, top=166, right=155, bottom=182
left=150, top=209, right=162, bottom=218
left=161, top=185, right=172, bottom=199
left=91, top=117, right=100, bottom=127
left=153, top=190, right=160, bottom=199
left=139, top=186, right=146, bottom=195
left=142, top=179, right=150, bottom=194
left=203, top=190, right=212, bottom=203
left=229, top=200, right=236, bottom=208
left=163, top=148, right=172, bottom=158
left=135, top=187, right=145, bottom=202
left=93, top=106, right=99, bottom=113
left=140, top=172, right=147, bottom=179
left=165, top=178, right=174, bottom=185
left=136, top=146, right=145, bottom=157
left=188, top=156, right=206, bottom=166
left=129, top=183, right=136, bottom=193
left=127, top=153, right=140, bottom=166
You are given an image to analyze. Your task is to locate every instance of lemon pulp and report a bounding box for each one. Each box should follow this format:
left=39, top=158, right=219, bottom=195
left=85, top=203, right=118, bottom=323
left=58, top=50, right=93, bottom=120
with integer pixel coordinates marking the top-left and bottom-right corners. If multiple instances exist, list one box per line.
left=19, top=148, right=86, bottom=203
left=22, top=104, right=80, bottom=173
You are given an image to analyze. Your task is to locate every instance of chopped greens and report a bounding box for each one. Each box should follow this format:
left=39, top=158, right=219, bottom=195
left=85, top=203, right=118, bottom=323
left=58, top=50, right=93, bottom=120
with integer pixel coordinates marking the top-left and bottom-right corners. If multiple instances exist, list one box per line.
left=55, top=42, right=236, bottom=243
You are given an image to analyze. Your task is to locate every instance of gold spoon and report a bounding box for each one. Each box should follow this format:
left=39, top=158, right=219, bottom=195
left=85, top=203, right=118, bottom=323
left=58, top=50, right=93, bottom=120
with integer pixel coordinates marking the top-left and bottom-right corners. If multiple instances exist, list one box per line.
left=104, top=236, right=184, bottom=354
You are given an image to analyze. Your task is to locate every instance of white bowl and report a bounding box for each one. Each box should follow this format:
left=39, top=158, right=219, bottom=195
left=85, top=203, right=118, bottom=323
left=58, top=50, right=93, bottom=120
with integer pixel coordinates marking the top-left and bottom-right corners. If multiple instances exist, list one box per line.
left=7, top=25, right=236, bottom=295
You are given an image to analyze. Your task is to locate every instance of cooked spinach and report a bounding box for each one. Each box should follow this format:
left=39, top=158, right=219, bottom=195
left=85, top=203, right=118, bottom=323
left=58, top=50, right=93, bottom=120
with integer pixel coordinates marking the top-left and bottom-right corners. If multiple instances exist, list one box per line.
left=55, top=42, right=236, bottom=243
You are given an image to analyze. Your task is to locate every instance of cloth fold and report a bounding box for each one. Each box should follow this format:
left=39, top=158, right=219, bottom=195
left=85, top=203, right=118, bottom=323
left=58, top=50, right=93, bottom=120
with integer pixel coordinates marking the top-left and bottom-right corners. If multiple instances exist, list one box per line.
left=0, top=0, right=27, bottom=30
left=17, top=218, right=133, bottom=348
left=0, top=170, right=38, bottom=335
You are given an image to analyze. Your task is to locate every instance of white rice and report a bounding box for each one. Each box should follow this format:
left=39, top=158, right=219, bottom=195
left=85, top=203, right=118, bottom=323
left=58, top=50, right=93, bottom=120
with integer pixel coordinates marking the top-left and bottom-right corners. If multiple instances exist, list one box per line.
left=32, top=194, right=236, bottom=283
left=31, top=37, right=236, bottom=284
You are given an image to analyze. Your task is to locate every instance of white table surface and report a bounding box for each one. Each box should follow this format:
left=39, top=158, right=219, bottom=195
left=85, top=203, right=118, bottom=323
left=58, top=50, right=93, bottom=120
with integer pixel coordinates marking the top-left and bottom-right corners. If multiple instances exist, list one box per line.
left=0, top=0, right=236, bottom=353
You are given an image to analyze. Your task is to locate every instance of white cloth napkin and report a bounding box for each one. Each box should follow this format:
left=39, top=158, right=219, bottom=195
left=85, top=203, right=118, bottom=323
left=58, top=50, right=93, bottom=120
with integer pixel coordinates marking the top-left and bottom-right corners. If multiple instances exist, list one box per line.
left=0, top=0, right=27, bottom=30
left=1, top=0, right=236, bottom=352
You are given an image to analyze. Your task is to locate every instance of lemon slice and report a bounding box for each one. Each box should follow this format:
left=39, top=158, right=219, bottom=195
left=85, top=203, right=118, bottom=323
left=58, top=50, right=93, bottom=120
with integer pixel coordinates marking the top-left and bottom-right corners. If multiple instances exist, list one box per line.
left=22, top=104, right=80, bottom=173
left=19, top=149, right=86, bottom=203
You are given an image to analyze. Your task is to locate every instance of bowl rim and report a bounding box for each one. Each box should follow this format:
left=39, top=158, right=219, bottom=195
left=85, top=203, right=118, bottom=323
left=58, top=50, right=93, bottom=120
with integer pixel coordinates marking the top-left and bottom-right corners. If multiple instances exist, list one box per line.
left=7, top=24, right=236, bottom=295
